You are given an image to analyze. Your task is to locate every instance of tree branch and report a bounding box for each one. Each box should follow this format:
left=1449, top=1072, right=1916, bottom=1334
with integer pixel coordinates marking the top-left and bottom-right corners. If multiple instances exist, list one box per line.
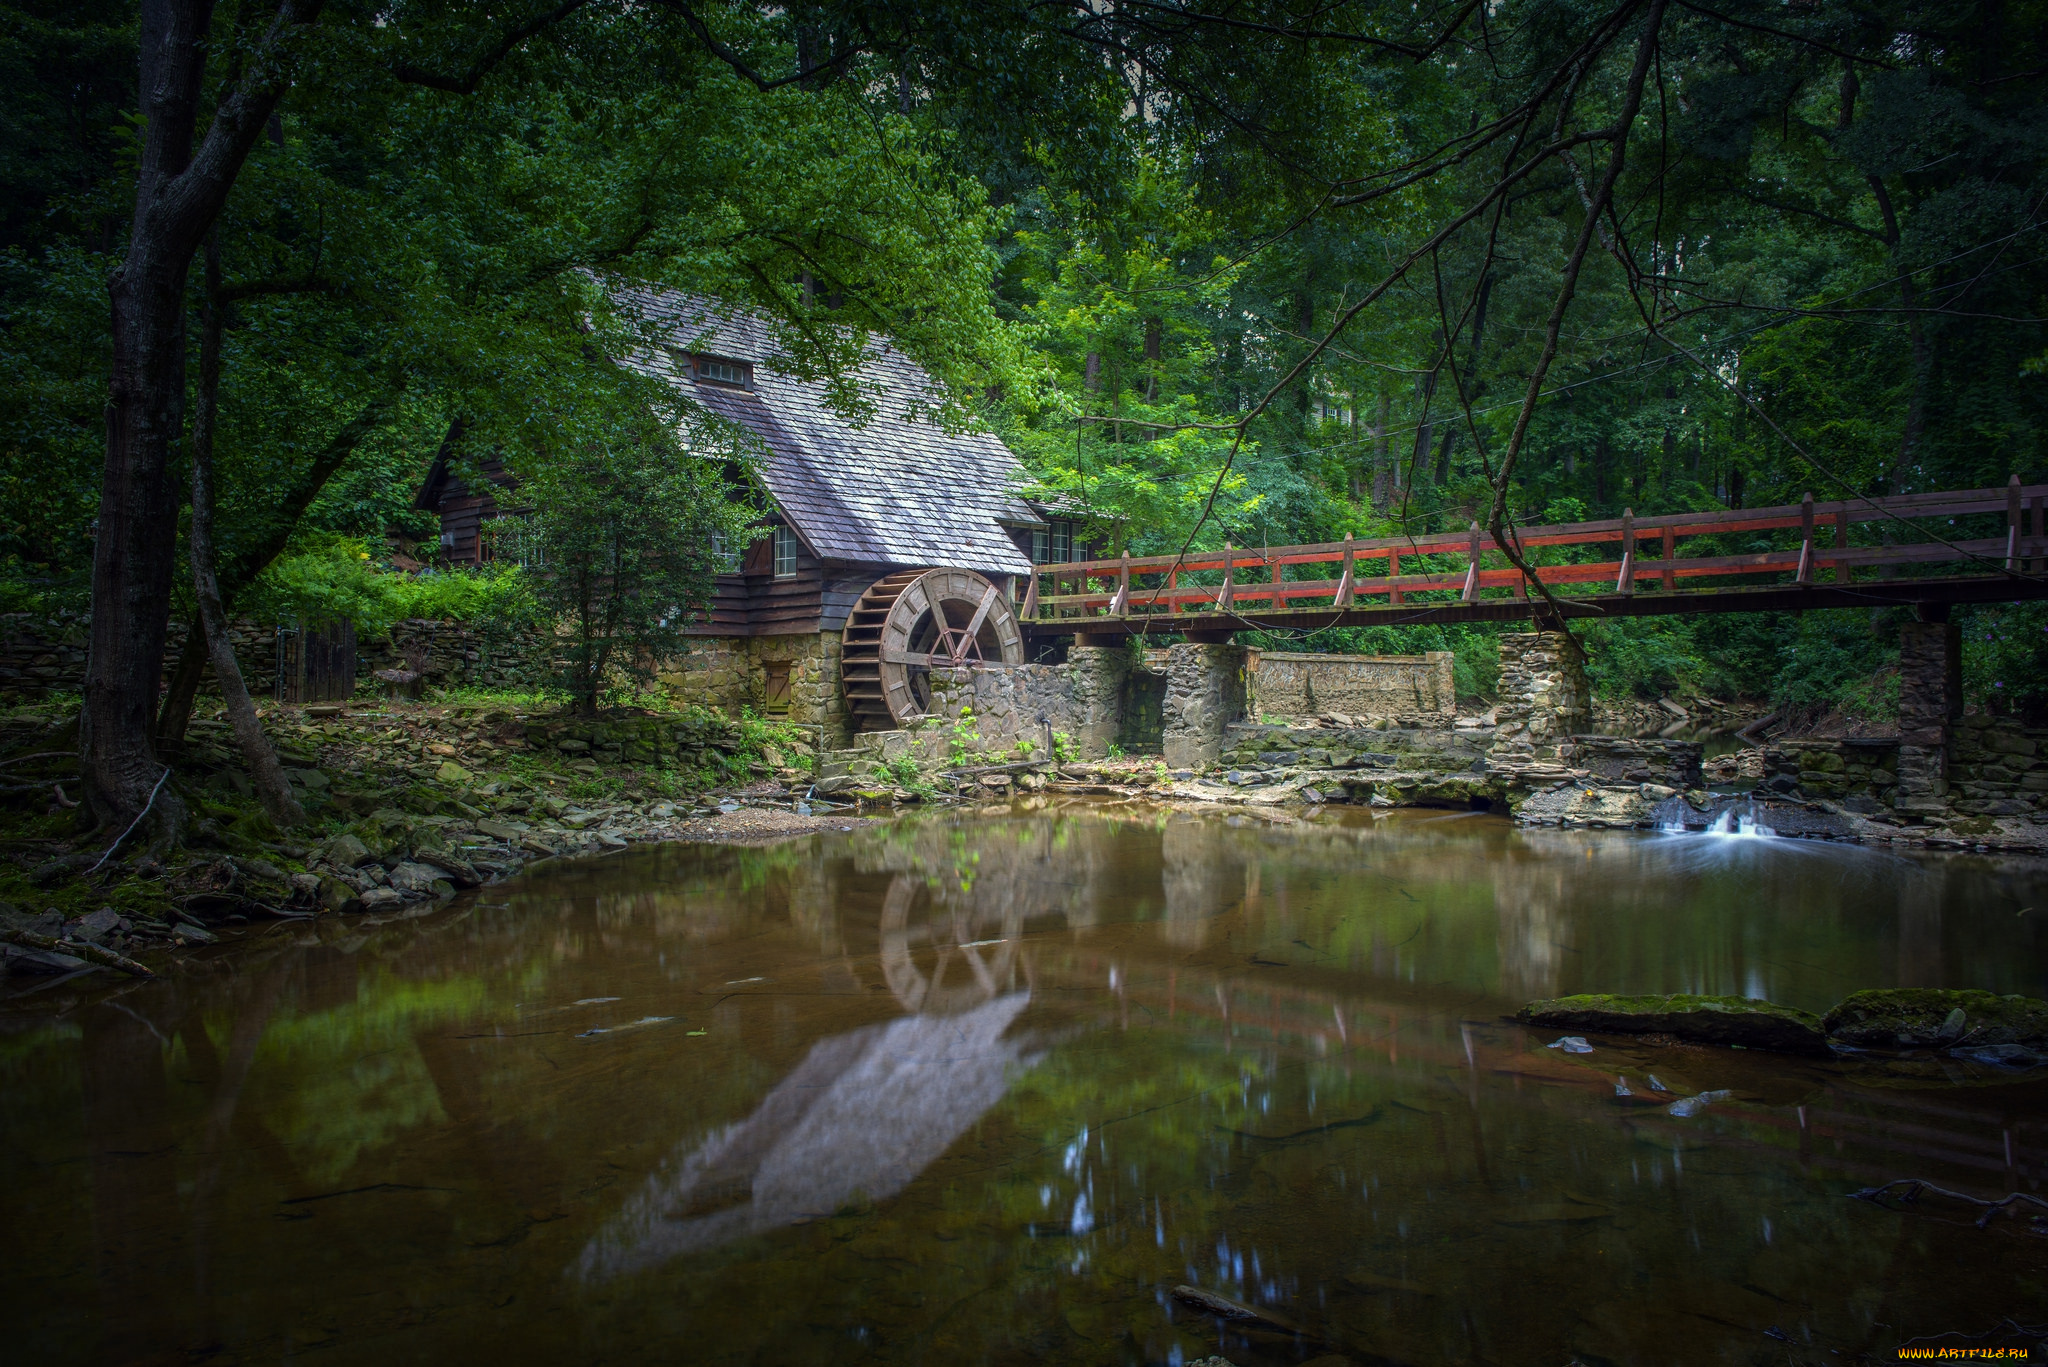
left=390, top=0, right=593, bottom=93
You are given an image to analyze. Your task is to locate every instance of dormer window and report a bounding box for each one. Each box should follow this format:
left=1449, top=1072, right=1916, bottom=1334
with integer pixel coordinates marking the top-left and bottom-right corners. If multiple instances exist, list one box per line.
left=694, top=355, right=753, bottom=389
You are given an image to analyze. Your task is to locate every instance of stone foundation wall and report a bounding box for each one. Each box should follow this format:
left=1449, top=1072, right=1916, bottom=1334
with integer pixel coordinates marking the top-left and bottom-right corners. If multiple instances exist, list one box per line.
left=656, top=633, right=850, bottom=746
left=924, top=646, right=1135, bottom=757
left=1493, top=632, right=1589, bottom=756
left=657, top=637, right=752, bottom=715
left=1248, top=650, right=1455, bottom=723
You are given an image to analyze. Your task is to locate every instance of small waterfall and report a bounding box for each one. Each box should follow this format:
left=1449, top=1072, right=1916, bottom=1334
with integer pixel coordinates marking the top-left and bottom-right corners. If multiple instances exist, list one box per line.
left=1655, top=796, right=1777, bottom=837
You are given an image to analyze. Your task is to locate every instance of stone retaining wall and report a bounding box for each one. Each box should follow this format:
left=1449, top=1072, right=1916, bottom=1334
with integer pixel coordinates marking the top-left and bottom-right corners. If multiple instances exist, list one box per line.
left=1555, top=736, right=1703, bottom=790
left=1757, top=715, right=2048, bottom=818
left=1247, top=650, right=1454, bottom=723
left=367, top=619, right=552, bottom=693
left=924, top=646, right=1137, bottom=758
left=0, top=611, right=553, bottom=702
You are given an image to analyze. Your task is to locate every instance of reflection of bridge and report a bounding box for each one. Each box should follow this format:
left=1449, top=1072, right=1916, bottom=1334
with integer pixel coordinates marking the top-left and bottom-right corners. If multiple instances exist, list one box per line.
left=1023, top=480, right=2048, bottom=637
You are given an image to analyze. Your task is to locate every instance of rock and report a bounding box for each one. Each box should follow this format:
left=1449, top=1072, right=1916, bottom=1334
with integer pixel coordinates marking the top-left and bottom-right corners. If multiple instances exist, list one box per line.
left=557, top=738, right=591, bottom=753
left=316, top=876, right=361, bottom=914
left=428, top=742, right=457, bottom=757
left=322, top=833, right=372, bottom=868
left=1546, top=1035, right=1594, bottom=1053
left=560, top=811, right=597, bottom=830
left=1951, top=1042, right=2046, bottom=1069
left=1823, top=989, right=2048, bottom=1050
left=761, top=745, right=785, bottom=768
left=1517, top=993, right=1830, bottom=1055
left=436, top=761, right=473, bottom=784
left=173, top=921, right=217, bottom=943
left=358, top=887, right=405, bottom=912
left=73, top=907, right=124, bottom=942
left=386, top=862, right=444, bottom=894
left=1666, top=1089, right=1734, bottom=1118
left=476, top=818, right=526, bottom=842
left=290, top=873, right=322, bottom=897
left=412, top=848, right=481, bottom=886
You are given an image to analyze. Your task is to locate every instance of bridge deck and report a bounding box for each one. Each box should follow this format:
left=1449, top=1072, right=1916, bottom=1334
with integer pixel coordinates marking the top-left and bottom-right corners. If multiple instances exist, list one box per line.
left=1020, top=479, right=2048, bottom=637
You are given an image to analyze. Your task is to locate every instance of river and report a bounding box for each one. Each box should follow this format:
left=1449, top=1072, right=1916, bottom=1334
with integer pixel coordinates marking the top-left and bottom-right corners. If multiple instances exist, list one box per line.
left=4, top=803, right=2045, bottom=1365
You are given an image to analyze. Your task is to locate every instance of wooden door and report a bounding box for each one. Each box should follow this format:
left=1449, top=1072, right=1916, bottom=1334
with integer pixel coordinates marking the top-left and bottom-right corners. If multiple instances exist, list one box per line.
left=763, top=661, right=791, bottom=715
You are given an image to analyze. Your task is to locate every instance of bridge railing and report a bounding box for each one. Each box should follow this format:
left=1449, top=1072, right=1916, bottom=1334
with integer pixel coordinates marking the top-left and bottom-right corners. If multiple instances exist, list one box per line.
left=1022, top=478, right=2048, bottom=622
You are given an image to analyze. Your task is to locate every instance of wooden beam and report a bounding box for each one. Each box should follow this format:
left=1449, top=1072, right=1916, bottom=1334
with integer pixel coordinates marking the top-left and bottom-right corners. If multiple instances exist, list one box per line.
left=1796, top=492, right=1814, bottom=584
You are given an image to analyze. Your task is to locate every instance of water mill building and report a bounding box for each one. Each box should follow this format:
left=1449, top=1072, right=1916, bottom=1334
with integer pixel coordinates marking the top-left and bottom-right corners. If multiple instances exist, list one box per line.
left=417, top=289, right=1083, bottom=746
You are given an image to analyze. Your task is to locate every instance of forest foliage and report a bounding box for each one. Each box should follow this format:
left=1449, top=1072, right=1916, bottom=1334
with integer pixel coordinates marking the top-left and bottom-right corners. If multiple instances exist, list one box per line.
left=4, top=0, right=2046, bottom=731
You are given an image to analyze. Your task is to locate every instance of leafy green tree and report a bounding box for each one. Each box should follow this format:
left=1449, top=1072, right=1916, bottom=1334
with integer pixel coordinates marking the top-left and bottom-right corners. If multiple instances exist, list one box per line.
left=521, top=410, right=759, bottom=715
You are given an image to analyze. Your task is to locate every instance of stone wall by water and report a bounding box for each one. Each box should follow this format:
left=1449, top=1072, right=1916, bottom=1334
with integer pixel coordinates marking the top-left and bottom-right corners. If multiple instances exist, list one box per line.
left=1759, top=715, right=2048, bottom=818
left=1555, top=736, right=1704, bottom=790
left=924, top=646, right=1137, bottom=757
left=1163, top=643, right=1249, bottom=769
left=1493, top=632, right=1590, bottom=756
left=1247, top=650, right=1455, bottom=723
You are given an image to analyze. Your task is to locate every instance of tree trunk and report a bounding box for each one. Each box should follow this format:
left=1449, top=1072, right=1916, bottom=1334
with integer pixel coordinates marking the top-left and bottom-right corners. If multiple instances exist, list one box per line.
left=156, top=616, right=209, bottom=751
left=190, top=233, right=304, bottom=829
left=155, top=391, right=405, bottom=747
left=82, top=0, right=321, bottom=828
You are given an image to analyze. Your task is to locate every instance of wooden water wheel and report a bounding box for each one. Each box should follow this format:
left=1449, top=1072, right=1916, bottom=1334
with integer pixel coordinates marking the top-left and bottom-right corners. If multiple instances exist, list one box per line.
left=841, top=568, right=1024, bottom=730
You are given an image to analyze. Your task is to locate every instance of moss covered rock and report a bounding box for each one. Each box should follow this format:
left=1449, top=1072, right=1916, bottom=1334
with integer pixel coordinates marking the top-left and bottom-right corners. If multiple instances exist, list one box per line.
left=1822, top=989, right=2048, bottom=1049
left=1516, top=993, right=1829, bottom=1054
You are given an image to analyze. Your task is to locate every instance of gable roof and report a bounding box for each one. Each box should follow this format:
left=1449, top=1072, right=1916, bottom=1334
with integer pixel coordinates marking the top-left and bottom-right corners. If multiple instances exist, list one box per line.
left=614, top=287, right=1036, bottom=577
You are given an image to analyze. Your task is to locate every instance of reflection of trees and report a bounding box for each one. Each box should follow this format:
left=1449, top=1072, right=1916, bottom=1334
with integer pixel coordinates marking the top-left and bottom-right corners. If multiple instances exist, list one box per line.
left=575, top=990, right=1041, bottom=1280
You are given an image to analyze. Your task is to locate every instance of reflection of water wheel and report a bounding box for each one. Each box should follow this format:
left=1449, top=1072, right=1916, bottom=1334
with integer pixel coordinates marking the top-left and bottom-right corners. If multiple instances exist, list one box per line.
left=841, top=568, right=1024, bottom=731
left=878, top=874, right=1021, bottom=1015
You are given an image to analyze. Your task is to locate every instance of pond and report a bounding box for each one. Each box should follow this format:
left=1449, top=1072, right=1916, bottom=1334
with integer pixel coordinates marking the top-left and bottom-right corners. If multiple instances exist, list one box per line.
left=5, top=804, right=2046, bottom=1366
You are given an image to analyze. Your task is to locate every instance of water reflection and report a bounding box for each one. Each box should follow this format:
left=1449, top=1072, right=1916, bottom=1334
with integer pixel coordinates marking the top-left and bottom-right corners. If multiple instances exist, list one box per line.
left=578, top=989, right=1041, bottom=1279
left=3, top=803, right=2045, bottom=1366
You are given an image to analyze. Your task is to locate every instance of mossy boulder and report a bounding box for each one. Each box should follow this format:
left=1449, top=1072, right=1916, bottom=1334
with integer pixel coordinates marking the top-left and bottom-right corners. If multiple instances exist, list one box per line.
left=1517, top=993, right=1829, bottom=1055
left=1822, top=989, right=2048, bottom=1049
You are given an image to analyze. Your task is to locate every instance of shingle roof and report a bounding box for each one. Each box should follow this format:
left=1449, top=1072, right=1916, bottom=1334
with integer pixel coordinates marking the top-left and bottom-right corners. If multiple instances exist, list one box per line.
left=615, top=287, right=1035, bottom=577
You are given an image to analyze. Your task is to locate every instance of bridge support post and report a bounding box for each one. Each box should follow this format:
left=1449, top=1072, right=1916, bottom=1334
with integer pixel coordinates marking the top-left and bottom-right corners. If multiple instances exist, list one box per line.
left=1491, top=631, right=1590, bottom=760
left=1894, top=615, right=1961, bottom=814
left=1163, top=641, right=1248, bottom=770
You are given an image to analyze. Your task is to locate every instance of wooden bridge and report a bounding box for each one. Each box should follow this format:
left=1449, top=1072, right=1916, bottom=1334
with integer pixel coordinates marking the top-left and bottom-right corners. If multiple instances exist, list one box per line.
left=1020, top=478, right=2048, bottom=638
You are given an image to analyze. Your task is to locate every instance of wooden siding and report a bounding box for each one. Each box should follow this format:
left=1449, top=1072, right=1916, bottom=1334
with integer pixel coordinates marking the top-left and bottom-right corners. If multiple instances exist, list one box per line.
left=427, top=456, right=512, bottom=566
left=687, top=544, right=875, bottom=637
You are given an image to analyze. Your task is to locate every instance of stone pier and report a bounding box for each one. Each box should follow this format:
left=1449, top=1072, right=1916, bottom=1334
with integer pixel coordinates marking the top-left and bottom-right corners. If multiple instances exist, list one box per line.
left=1491, top=631, right=1589, bottom=759
left=1162, top=642, right=1248, bottom=769
left=1894, top=617, right=1961, bottom=814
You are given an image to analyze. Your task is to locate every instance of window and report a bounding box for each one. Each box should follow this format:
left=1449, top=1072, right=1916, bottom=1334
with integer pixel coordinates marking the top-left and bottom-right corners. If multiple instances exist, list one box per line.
left=710, top=532, right=742, bottom=575
left=772, top=525, right=801, bottom=579
left=1030, top=521, right=1074, bottom=564
left=483, top=514, right=544, bottom=569
left=694, top=354, right=753, bottom=388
